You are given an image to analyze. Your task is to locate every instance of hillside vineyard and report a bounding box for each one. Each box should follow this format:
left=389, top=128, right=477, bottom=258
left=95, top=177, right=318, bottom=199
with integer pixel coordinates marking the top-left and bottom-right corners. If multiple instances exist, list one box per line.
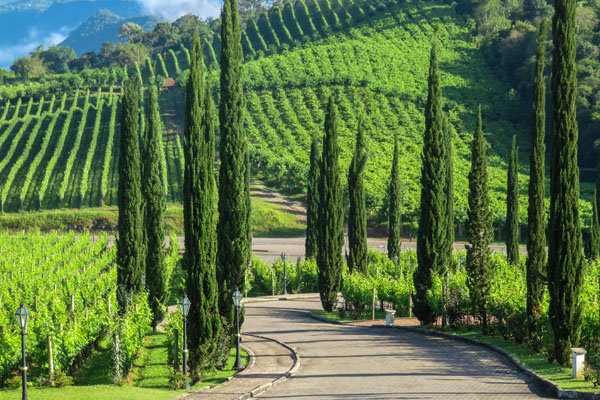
left=0, top=0, right=529, bottom=223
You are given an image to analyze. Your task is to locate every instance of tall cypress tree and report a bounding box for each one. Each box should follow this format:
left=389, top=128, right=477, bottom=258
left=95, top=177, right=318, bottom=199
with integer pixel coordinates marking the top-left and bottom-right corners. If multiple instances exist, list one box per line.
left=388, top=134, right=401, bottom=262
left=466, top=106, right=493, bottom=334
left=444, top=115, right=454, bottom=262
left=142, top=85, right=167, bottom=330
left=217, top=0, right=250, bottom=328
left=590, top=190, right=600, bottom=260
left=414, top=41, right=447, bottom=325
left=305, top=132, right=320, bottom=260
left=116, top=78, right=144, bottom=314
left=317, top=95, right=344, bottom=312
left=348, top=118, right=368, bottom=274
left=527, top=18, right=548, bottom=346
left=548, top=0, right=583, bottom=366
left=506, top=136, right=520, bottom=265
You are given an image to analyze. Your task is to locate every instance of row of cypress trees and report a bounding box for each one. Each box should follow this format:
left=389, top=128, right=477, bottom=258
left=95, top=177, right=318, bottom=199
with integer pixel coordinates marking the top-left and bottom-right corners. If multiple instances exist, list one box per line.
left=116, top=77, right=167, bottom=330
left=117, top=0, right=250, bottom=377
left=412, top=0, right=585, bottom=366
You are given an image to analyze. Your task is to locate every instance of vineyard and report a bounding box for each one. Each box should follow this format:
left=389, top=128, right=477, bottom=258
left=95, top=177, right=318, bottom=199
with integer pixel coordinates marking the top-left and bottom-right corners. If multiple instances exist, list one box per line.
left=0, top=231, right=183, bottom=387
left=0, top=0, right=588, bottom=223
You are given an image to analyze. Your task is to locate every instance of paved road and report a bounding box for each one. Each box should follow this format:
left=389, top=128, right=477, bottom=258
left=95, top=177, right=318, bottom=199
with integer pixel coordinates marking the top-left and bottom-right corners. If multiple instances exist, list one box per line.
left=158, top=237, right=527, bottom=264
left=243, top=299, right=551, bottom=399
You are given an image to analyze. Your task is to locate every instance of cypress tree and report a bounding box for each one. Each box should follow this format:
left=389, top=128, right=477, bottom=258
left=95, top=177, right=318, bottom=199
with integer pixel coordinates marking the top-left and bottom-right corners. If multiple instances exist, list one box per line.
left=348, top=118, right=368, bottom=274
left=142, top=85, right=167, bottom=330
left=388, top=134, right=401, bottom=262
left=590, top=190, right=600, bottom=260
left=116, top=78, right=144, bottom=314
left=317, top=95, right=344, bottom=312
left=527, top=18, right=548, bottom=346
left=506, top=136, right=520, bottom=265
left=548, top=0, right=583, bottom=365
left=305, top=132, right=320, bottom=260
left=444, top=115, right=454, bottom=262
left=217, top=0, right=250, bottom=328
left=184, top=35, right=221, bottom=373
left=414, top=41, right=447, bottom=325
left=466, top=106, right=494, bottom=335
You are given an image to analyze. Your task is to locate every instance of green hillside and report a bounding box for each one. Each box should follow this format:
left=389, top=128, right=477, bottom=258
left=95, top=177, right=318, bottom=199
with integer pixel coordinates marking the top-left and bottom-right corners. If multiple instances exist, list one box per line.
left=0, top=0, right=590, bottom=228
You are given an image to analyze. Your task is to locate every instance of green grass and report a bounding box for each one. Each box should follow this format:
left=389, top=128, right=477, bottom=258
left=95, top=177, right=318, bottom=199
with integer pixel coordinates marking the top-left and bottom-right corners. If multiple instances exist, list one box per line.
left=0, top=331, right=248, bottom=400
left=0, top=193, right=306, bottom=236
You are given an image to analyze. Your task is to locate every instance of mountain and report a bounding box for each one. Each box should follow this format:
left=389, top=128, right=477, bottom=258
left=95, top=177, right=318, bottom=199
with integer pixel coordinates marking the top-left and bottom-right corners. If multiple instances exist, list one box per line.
left=0, top=0, right=143, bottom=68
left=59, top=9, right=161, bottom=55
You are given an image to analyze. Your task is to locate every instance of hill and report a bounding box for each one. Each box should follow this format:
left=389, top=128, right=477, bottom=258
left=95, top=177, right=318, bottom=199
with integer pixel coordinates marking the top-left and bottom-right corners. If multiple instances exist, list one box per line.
left=0, top=0, right=592, bottom=231
left=59, top=9, right=161, bottom=55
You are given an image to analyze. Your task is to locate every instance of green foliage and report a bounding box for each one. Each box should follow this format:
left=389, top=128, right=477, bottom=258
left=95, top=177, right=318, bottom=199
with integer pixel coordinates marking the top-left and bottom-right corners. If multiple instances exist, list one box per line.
left=117, top=79, right=144, bottom=314
left=527, top=18, right=548, bottom=349
left=305, top=132, right=320, bottom=260
left=506, top=135, right=519, bottom=265
left=387, top=135, right=401, bottom=261
left=317, top=96, right=344, bottom=312
left=548, top=0, right=584, bottom=366
left=466, top=106, right=494, bottom=334
left=183, top=35, right=221, bottom=373
left=347, top=118, right=368, bottom=273
left=415, top=42, right=447, bottom=325
left=217, top=0, right=251, bottom=331
left=143, top=86, right=168, bottom=329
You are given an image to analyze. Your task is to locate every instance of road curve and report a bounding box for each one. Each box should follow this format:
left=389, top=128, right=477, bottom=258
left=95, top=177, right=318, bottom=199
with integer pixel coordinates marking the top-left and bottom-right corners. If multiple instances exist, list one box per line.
left=243, top=299, right=551, bottom=400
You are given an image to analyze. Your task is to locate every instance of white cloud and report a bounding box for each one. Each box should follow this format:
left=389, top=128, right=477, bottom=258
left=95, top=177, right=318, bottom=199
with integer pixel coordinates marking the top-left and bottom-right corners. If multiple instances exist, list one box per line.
left=134, top=0, right=223, bottom=21
left=0, top=26, right=71, bottom=69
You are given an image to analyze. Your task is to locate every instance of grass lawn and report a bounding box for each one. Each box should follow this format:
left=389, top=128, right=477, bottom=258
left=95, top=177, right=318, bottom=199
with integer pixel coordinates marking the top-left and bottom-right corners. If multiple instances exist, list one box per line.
left=0, top=332, right=248, bottom=400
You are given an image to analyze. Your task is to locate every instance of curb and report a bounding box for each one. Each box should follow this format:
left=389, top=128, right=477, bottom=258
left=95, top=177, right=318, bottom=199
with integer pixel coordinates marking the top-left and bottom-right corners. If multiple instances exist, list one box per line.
left=308, top=311, right=600, bottom=400
left=234, top=333, right=300, bottom=400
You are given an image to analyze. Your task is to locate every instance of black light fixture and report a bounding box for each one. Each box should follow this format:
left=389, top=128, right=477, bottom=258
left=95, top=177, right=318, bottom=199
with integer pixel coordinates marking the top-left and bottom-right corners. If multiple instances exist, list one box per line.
left=232, top=287, right=244, bottom=370
left=179, top=294, right=191, bottom=390
left=15, top=303, right=28, bottom=400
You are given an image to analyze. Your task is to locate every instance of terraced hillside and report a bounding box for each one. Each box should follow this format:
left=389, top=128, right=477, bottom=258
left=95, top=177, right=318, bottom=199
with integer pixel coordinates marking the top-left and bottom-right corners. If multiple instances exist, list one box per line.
left=0, top=0, right=547, bottom=224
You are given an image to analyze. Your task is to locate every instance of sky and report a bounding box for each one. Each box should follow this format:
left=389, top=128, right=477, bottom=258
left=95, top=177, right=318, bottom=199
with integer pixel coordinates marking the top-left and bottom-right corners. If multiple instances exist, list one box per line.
left=0, top=26, right=70, bottom=70
left=134, top=0, right=222, bottom=21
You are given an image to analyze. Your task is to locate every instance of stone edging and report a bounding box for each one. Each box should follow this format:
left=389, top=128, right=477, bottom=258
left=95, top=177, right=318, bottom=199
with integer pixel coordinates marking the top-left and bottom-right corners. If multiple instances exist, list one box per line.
left=234, top=333, right=301, bottom=400
left=308, top=310, right=600, bottom=400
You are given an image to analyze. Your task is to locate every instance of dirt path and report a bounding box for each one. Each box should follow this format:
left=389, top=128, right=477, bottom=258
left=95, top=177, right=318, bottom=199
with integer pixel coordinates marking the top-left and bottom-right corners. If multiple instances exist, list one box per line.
left=251, top=180, right=306, bottom=223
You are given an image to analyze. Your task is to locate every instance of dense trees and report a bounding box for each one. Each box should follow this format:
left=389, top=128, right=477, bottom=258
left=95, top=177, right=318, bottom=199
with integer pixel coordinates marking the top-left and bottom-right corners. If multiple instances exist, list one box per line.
left=142, top=86, right=168, bottom=330
left=348, top=118, right=368, bottom=274
left=548, top=0, right=584, bottom=366
left=444, top=115, right=454, bottom=262
left=415, top=42, right=447, bottom=325
left=184, top=35, right=221, bottom=373
left=317, top=96, right=344, bottom=312
left=526, top=18, right=548, bottom=347
left=505, top=136, right=519, bottom=265
left=116, top=79, right=144, bottom=314
left=466, top=106, right=493, bottom=335
left=217, top=0, right=251, bottom=329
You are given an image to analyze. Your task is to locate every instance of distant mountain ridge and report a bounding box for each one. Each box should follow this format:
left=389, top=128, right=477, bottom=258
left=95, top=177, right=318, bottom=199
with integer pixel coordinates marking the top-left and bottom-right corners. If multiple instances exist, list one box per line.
left=59, top=9, right=161, bottom=55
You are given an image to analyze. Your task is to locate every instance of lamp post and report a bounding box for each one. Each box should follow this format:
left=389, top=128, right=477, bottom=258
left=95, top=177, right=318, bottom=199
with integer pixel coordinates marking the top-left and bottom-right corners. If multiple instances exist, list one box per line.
left=15, top=303, right=28, bottom=400
left=393, top=255, right=399, bottom=281
left=281, top=253, right=287, bottom=295
left=458, top=255, right=464, bottom=269
left=179, top=294, right=191, bottom=390
left=232, top=287, right=244, bottom=370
